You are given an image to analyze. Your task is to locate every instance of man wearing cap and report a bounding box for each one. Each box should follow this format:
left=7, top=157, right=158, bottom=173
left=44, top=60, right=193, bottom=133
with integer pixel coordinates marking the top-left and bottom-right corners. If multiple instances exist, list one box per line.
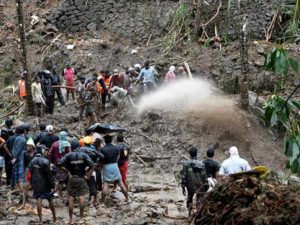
left=100, top=134, right=129, bottom=202
left=219, top=146, right=251, bottom=176
left=60, top=140, right=94, bottom=225
left=111, top=69, right=126, bottom=89
left=39, top=125, right=59, bottom=149
left=49, top=131, right=71, bottom=200
left=181, top=146, right=208, bottom=215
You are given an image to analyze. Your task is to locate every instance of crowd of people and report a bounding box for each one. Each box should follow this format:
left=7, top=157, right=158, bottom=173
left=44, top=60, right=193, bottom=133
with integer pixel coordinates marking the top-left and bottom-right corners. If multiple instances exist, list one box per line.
left=0, top=119, right=130, bottom=224
left=0, top=60, right=254, bottom=223
left=18, top=61, right=189, bottom=126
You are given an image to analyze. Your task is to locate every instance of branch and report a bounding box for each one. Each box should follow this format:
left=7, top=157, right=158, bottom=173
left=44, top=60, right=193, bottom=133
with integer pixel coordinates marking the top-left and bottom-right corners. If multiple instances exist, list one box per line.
left=199, top=0, right=222, bottom=28
left=0, top=103, right=24, bottom=120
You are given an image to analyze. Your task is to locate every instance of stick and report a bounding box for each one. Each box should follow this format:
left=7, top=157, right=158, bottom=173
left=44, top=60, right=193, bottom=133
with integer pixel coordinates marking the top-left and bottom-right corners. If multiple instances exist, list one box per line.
left=0, top=103, right=24, bottom=120
left=182, top=155, right=189, bottom=160
left=199, top=0, right=222, bottom=27
left=52, top=85, right=76, bottom=89
left=146, top=33, right=153, bottom=46
left=133, top=152, right=148, bottom=167
left=183, top=62, right=194, bottom=79
left=138, top=130, right=155, bottom=142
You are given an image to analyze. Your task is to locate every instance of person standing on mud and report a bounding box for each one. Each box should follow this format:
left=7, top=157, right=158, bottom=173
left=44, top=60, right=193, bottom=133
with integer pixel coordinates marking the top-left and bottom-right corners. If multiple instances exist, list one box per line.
left=97, top=70, right=112, bottom=110
left=177, top=66, right=188, bottom=79
left=11, top=125, right=28, bottom=209
left=63, top=64, right=76, bottom=103
left=18, top=74, right=27, bottom=99
left=41, top=70, right=55, bottom=114
left=181, top=147, right=208, bottom=216
left=116, top=133, right=130, bottom=192
left=48, top=131, right=71, bottom=199
left=100, top=134, right=129, bottom=202
left=51, top=66, right=65, bottom=106
left=0, top=132, right=11, bottom=187
left=29, top=153, right=56, bottom=224
left=164, top=65, right=176, bottom=84
left=60, top=139, right=94, bottom=225
left=31, top=75, right=45, bottom=118
left=39, top=125, right=59, bottom=149
left=203, top=149, right=219, bottom=179
left=135, top=61, right=157, bottom=93
left=84, top=77, right=98, bottom=126
left=76, top=76, right=86, bottom=121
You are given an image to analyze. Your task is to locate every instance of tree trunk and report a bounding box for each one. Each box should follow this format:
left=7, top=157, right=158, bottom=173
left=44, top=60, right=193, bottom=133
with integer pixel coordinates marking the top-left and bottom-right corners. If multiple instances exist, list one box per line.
left=15, top=0, right=33, bottom=115
left=239, top=16, right=249, bottom=109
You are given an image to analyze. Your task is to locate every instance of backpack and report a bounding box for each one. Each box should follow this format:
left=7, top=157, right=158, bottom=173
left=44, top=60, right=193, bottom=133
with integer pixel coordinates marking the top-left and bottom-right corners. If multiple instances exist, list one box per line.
left=64, top=68, right=75, bottom=82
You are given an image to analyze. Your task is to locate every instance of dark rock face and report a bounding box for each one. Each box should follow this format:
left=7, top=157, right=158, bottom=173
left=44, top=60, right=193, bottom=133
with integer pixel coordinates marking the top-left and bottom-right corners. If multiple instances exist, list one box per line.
left=46, top=0, right=177, bottom=42
left=46, top=0, right=293, bottom=42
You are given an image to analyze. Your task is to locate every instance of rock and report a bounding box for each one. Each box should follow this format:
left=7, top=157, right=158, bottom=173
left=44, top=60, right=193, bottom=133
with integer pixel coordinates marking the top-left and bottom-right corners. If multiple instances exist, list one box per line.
left=121, top=202, right=142, bottom=212
left=162, top=203, right=187, bottom=219
left=96, top=206, right=111, bottom=217
left=87, top=22, right=97, bottom=31
left=111, top=191, right=126, bottom=201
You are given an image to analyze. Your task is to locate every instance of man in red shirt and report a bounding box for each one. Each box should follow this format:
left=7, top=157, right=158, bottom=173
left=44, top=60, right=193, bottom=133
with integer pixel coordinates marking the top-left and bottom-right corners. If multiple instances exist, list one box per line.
left=111, top=69, right=127, bottom=89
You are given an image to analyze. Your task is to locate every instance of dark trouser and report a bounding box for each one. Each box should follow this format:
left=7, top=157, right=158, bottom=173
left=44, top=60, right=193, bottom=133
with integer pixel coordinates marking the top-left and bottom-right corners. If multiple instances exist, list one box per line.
left=95, top=166, right=102, bottom=191
left=53, top=88, right=65, bottom=105
left=187, top=192, right=195, bottom=210
left=46, top=95, right=55, bottom=114
left=4, top=155, right=12, bottom=186
left=66, top=89, right=75, bottom=102
left=33, top=103, right=43, bottom=117
left=101, top=92, right=110, bottom=108
left=143, top=82, right=155, bottom=93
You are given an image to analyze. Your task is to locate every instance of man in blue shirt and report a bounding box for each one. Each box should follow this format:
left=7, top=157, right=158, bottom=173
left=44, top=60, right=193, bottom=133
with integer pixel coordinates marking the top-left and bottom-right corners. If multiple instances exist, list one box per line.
left=136, top=61, right=157, bottom=93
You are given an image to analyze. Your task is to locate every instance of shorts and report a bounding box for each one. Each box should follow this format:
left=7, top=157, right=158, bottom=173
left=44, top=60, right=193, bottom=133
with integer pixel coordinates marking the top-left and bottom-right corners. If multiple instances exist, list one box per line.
left=85, top=104, right=95, bottom=116
left=12, top=162, right=25, bottom=184
left=55, top=167, right=69, bottom=183
left=68, top=176, right=88, bottom=197
left=103, top=163, right=121, bottom=183
left=119, top=161, right=128, bottom=184
left=33, top=191, right=53, bottom=200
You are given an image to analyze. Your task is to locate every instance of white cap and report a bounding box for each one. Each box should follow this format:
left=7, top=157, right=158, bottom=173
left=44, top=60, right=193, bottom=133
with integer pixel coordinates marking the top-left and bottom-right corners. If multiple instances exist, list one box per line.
left=134, top=64, right=141, bottom=69
left=26, top=137, right=35, bottom=147
left=229, top=146, right=239, bottom=156
left=169, top=65, right=175, bottom=72
left=46, top=125, right=53, bottom=132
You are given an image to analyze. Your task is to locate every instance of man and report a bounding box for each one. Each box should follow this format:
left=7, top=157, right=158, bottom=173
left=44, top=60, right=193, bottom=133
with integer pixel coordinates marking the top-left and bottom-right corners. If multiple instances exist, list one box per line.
left=76, top=76, right=86, bottom=121
left=41, top=70, right=55, bottom=114
left=80, top=136, right=104, bottom=206
left=6, top=127, right=19, bottom=187
left=11, top=125, right=27, bottom=209
left=49, top=131, right=71, bottom=199
left=111, top=69, right=126, bottom=89
left=116, top=133, right=130, bottom=191
left=100, top=135, right=128, bottom=202
left=0, top=132, right=12, bottom=187
left=97, top=70, right=112, bottom=110
left=51, top=66, right=65, bottom=106
left=177, top=66, right=188, bottom=79
left=164, top=65, right=176, bottom=84
left=31, top=75, right=45, bottom=118
left=136, top=61, right=157, bottom=93
left=203, top=148, right=219, bottom=179
left=84, top=78, right=98, bottom=126
left=34, top=124, right=47, bottom=145
left=39, top=125, right=59, bottom=149
left=219, top=146, right=251, bottom=176
left=181, top=147, right=208, bottom=215
left=110, top=86, right=128, bottom=107
left=60, top=140, right=94, bottom=225
left=29, top=153, right=56, bottom=224
left=63, top=64, right=76, bottom=102
left=18, top=75, right=27, bottom=99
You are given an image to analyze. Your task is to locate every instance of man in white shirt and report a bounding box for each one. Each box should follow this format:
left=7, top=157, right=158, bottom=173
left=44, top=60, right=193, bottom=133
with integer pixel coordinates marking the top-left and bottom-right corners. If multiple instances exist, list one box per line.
left=219, top=146, right=251, bottom=175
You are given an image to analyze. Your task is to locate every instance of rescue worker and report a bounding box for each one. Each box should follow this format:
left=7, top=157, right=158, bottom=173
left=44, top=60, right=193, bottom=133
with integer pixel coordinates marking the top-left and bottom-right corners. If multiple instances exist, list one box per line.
left=181, top=146, right=208, bottom=215
left=165, top=65, right=176, bottom=84
left=63, top=64, right=76, bottom=103
left=97, top=70, right=112, bottom=110
left=203, top=148, right=219, bottom=179
left=41, top=70, right=55, bottom=114
left=219, top=146, right=251, bottom=176
left=31, top=75, right=45, bottom=118
left=110, top=86, right=128, bottom=107
left=29, top=153, right=56, bottom=224
left=84, top=77, right=98, bottom=126
left=111, top=69, right=126, bottom=89
left=18, top=74, right=27, bottom=99
left=60, top=140, right=94, bottom=225
left=100, top=134, right=129, bottom=202
left=51, top=66, right=65, bottom=106
left=177, top=66, right=188, bottom=79
left=136, top=61, right=157, bottom=93
left=76, top=76, right=86, bottom=121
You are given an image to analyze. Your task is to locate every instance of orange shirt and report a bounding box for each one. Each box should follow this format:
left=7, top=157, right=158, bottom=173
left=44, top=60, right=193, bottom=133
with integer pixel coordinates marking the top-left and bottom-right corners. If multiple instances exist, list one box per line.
left=18, top=80, right=27, bottom=97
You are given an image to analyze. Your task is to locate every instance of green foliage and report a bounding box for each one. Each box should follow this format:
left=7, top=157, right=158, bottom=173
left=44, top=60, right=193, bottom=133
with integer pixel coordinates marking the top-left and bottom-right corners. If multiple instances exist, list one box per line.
left=265, top=47, right=298, bottom=75
left=280, top=0, right=300, bottom=39
left=264, top=48, right=300, bottom=175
